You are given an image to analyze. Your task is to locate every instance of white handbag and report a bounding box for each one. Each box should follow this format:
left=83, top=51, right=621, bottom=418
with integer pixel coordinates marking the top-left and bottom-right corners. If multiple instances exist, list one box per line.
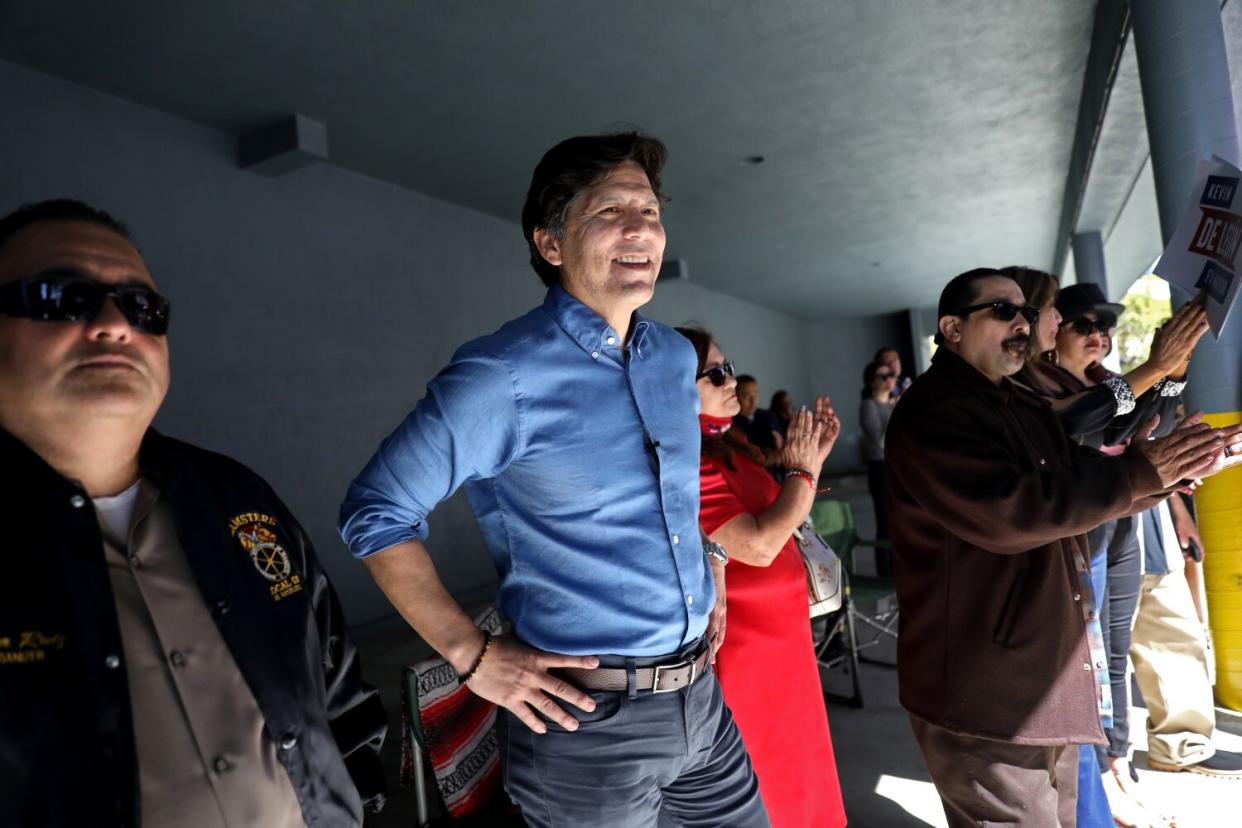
left=792, top=518, right=844, bottom=617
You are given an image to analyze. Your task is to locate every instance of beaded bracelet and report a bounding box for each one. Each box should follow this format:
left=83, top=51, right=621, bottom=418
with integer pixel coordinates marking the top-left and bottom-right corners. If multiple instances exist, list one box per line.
left=785, top=467, right=816, bottom=491
left=459, top=630, right=493, bottom=684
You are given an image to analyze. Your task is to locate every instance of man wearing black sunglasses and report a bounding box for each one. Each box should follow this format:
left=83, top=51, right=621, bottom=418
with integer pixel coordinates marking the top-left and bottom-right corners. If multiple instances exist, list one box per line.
left=885, top=268, right=1242, bottom=826
left=0, top=200, right=386, bottom=826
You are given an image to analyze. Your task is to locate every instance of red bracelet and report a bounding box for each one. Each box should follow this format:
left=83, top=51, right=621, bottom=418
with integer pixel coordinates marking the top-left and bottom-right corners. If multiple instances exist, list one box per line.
left=784, top=468, right=816, bottom=490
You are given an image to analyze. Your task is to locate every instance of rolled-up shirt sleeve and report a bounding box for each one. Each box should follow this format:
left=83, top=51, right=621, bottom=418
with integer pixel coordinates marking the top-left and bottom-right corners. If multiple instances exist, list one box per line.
left=338, top=346, right=523, bottom=558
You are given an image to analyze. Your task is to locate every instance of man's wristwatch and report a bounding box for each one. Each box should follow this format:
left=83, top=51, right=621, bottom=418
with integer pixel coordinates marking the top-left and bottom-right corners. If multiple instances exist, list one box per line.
left=703, top=537, right=729, bottom=566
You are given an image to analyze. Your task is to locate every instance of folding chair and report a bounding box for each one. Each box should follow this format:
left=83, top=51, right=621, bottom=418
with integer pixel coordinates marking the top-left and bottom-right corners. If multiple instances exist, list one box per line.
left=810, top=499, right=899, bottom=707
left=400, top=608, right=524, bottom=827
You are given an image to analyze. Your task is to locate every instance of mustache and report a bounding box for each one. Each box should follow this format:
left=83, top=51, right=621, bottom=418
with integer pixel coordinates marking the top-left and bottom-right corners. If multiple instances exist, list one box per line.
left=1002, top=334, right=1030, bottom=351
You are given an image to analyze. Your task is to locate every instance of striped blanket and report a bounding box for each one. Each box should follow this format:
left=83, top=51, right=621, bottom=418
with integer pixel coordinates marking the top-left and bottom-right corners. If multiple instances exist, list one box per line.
left=401, top=608, right=506, bottom=818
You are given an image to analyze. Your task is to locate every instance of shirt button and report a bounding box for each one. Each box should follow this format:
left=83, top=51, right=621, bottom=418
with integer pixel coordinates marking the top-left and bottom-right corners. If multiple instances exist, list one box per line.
left=70, top=494, right=87, bottom=509
left=672, top=534, right=680, bottom=545
left=280, top=734, right=299, bottom=751
left=1083, top=663, right=1092, bottom=671
left=169, top=651, right=186, bottom=668
left=1039, top=458, right=1046, bottom=465
left=591, top=351, right=600, bottom=359
left=1088, top=610, right=1096, bottom=620
left=215, top=599, right=231, bottom=616
left=1073, top=593, right=1081, bottom=602
left=128, top=555, right=141, bottom=569
left=105, top=654, right=121, bottom=669
left=1096, top=660, right=1105, bottom=669
left=213, top=756, right=232, bottom=774
left=606, top=336, right=616, bottom=345
left=686, top=594, right=694, bottom=606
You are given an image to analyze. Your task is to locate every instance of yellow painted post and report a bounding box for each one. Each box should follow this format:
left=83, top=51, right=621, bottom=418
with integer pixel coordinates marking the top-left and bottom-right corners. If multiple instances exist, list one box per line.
left=1198, top=411, right=1242, bottom=711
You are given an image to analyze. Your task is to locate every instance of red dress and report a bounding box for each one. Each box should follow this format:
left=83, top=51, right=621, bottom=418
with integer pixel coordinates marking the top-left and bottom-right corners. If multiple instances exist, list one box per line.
left=699, top=429, right=847, bottom=828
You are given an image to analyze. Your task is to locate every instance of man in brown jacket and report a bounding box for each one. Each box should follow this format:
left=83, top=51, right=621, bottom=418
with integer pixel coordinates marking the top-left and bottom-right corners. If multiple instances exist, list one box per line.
left=885, top=268, right=1242, bottom=827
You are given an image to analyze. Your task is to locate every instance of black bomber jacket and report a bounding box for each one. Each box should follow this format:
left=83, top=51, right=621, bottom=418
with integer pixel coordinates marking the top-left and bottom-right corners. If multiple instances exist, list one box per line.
left=0, top=427, right=387, bottom=827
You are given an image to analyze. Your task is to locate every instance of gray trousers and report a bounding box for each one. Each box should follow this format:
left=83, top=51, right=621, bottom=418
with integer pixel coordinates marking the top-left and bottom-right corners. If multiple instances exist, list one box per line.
left=499, top=669, right=770, bottom=828
left=910, top=715, right=1080, bottom=827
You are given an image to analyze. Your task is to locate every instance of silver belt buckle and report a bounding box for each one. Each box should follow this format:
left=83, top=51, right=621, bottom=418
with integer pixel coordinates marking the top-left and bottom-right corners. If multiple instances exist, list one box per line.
left=652, top=659, right=696, bottom=694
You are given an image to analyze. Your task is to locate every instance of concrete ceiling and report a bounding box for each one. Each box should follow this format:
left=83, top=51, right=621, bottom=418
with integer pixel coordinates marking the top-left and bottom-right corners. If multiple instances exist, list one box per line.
left=0, top=0, right=1099, bottom=317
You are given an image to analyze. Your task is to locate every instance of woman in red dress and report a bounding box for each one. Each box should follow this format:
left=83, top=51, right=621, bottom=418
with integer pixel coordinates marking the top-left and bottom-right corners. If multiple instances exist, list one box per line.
left=677, top=327, right=847, bottom=828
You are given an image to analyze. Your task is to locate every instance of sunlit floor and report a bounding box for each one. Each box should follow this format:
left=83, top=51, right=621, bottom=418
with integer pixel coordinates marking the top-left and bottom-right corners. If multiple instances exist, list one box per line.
left=357, top=625, right=1242, bottom=827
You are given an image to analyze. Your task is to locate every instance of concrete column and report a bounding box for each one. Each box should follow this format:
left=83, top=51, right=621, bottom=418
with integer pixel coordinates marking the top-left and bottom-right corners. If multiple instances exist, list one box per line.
left=1133, top=0, right=1242, bottom=711
left=1072, top=231, right=1120, bottom=370
left=1071, top=231, right=1108, bottom=294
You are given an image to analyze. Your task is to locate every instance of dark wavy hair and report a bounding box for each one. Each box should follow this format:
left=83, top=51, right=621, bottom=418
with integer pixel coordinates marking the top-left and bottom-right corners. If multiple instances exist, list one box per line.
left=675, top=325, right=764, bottom=471
left=0, top=199, right=132, bottom=256
left=934, top=267, right=1010, bottom=346
left=521, top=132, right=669, bottom=287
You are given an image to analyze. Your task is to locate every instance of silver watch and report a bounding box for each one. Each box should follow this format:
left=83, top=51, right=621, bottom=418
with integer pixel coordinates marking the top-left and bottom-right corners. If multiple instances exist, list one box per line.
left=703, top=538, right=729, bottom=566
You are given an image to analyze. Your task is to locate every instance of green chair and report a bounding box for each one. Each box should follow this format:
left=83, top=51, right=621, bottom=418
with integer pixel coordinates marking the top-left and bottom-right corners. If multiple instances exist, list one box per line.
left=809, top=499, right=898, bottom=707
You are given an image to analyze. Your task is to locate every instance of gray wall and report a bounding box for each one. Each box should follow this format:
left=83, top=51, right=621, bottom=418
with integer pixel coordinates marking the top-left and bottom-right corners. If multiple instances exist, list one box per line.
left=2, top=59, right=847, bottom=626
left=801, top=312, right=910, bottom=474
left=648, top=278, right=812, bottom=406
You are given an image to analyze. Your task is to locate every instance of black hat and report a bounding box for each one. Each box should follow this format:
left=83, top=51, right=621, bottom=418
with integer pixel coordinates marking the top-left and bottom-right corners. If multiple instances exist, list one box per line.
left=1055, top=283, right=1125, bottom=322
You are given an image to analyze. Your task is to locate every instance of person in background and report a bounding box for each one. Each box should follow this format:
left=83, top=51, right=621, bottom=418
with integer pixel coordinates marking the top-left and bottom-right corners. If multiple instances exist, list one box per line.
left=680, top=325, right=847, bottom=828
left=859, top=361, right=897, bottom=574
left=874, top=347, right=912, bottom=397
left=0, top=200, right=386, bottom=827
left=734, top=373, right=783, bottom=466
left=769, top=389, right=794, bottom=439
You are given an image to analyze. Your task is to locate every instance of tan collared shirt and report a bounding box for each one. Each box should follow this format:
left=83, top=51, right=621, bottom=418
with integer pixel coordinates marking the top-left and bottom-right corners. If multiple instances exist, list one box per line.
left=97, top=480, right=304, bottom=828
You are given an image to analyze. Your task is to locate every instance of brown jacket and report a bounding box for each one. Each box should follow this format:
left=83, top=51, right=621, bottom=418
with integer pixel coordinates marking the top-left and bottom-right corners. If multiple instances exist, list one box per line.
left=886, top=348, right=1166, bottom=744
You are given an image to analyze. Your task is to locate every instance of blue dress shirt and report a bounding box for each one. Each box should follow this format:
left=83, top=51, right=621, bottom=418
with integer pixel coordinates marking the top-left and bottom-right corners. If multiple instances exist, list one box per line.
left=339, top=285, right=713, bottom=657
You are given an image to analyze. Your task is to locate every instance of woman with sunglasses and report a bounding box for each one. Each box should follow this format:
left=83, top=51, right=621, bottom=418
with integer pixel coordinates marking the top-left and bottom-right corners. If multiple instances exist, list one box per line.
left=676, top=326, right=846, bottom=828
left=860, top=361, right=897, bottom=572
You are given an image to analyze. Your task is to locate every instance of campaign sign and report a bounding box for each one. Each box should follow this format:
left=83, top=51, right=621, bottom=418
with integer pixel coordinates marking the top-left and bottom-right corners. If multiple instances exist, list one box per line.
left=1153, top=156, right=1242, bottom=339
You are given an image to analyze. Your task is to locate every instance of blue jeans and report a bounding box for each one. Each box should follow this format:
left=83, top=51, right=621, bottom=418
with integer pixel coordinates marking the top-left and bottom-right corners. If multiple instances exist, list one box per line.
left=499, top=670, right=769, bottom=827
left=1076, top=545, right=1114, bottom=828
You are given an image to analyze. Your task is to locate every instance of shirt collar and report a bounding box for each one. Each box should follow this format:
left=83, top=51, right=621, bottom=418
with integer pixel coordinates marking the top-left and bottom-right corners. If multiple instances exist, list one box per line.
left=542, top=284, right=652, bottom=361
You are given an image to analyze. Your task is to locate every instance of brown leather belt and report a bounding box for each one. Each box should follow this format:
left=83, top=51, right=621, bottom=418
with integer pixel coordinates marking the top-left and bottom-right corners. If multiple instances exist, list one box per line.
left=556, top=645, right=712, bottom=694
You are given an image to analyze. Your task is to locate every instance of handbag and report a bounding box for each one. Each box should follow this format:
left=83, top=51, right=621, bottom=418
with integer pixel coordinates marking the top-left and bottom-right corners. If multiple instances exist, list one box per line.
left=792, top=517, right=843, bottom=617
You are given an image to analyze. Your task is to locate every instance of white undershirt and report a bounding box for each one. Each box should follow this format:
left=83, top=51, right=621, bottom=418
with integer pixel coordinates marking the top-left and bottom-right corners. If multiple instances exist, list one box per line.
left=92, top=479, right=143, bottom=545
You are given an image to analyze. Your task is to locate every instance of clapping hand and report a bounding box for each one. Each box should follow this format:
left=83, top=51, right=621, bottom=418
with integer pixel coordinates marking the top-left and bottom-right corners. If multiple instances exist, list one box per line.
left=779, top=396, right=841, bottom=474
left=1149, top=303, right=1209, bottom=378
left=1134, top=413, right=1242, bottom=487
left=811, top=396, right=841, bottom=462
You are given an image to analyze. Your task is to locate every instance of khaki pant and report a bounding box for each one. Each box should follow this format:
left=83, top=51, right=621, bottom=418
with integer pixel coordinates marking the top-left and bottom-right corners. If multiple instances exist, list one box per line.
left=910, top=716, right=1080, bottom=827
left=1129, top=569, right=1215, bottom=767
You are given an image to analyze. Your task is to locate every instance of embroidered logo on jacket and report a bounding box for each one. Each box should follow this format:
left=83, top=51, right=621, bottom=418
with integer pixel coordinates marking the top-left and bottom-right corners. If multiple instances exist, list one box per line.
left=228, top=512, right=303, bottom=602
left=0, top=630, right=66, bottom=665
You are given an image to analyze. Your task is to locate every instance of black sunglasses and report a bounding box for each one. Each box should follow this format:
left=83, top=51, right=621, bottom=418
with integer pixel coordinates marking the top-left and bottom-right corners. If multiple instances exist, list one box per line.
left=1062, top=317, right=1113, bottom=336
left=696, top=360, right=736, bottom=387
left=0, top=272, right=171, bottom=336
left=953, top=301, right=1040, bottom=325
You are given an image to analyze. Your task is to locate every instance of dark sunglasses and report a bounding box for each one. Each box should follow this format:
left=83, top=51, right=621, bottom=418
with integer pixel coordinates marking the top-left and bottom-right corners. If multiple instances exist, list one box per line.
left=696, top=360, right=736, bottom=387
left=875, top=371, right=894, bottom=380
left=0, top=272, right=171, bottom=336
left=1062, top=317, right=1113, bottom=337
left=953, top=301, right=1040, bottom=325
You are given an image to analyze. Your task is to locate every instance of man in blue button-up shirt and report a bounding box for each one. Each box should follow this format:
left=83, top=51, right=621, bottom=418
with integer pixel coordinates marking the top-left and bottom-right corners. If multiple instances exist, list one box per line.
left=340, top=134, right=767, bottom=827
